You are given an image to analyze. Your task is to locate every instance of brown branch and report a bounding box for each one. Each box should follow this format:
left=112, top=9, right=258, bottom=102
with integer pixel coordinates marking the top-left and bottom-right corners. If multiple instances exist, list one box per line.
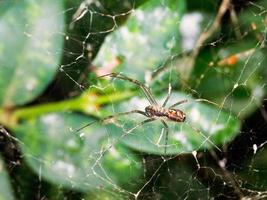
left=192, top=0, right=231, bottom=58
left=229, top=3, right=242, bottom=40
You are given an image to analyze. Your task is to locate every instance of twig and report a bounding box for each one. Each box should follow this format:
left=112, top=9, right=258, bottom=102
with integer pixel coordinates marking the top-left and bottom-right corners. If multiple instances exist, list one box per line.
left=192, top=0, right=231, bottom=59
left=229, top=3, right=242, bottom=40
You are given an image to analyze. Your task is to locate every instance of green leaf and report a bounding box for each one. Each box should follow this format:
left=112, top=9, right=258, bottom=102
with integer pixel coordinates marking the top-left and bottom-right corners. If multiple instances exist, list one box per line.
left=0, top=156, right=15, bottom=200
left=14, top=112, right=142, bottom=192
left=93, top=0, right=186, bottom=80
left=100, top=92, right=240, bottom=155
left=0, top=0, right=64, bottom=107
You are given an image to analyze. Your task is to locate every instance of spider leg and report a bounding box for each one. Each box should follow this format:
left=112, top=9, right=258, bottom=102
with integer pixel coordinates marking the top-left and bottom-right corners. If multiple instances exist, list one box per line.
left=169, top=99, right=188, bottom=109
left=99, top=73, right=158, bottom=105
left=187, top=122, right=221, bottom=152
left=125, top=118, right=156, bottom=134
left=162, top=83, right=172, bottom=107
left=161, top=120, right=169, bottom=154
left=77, top=110, right=148, bottom=132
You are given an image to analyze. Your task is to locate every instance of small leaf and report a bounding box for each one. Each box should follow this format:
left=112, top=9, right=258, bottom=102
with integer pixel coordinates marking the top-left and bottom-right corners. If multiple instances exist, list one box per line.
left=0, top=156, right=15, bottom=200
left=93, top=0, right=186, bottom=80
left=0, top=0, right=64, bottom=107
left=101, top=92, right=240, bottom=155
left=14, top=112, right=142, bottom=192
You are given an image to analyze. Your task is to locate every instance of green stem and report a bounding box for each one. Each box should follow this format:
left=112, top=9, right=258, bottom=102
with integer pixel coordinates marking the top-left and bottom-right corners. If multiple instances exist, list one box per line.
left=95, top=91, right=135, bottom=104
left=12, top=97, right=81, bottom=120
left=7, top=90, right=135, bottom=127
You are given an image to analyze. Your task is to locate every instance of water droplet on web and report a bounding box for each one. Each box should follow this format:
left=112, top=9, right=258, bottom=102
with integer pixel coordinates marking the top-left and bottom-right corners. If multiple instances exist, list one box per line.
left=79, top=132, right=85, bottom=138
left=253, top=144, right=257, bottom=154
left=233, top=83, right=238, bottom=89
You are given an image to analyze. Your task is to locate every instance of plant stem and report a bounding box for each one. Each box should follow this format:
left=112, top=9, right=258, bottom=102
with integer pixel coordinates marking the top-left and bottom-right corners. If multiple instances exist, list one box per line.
left=4, top=90, right=135, bottom=128
left=95, top=91, right=135, bottom=104
left=12, top=98, right=80, bottom=120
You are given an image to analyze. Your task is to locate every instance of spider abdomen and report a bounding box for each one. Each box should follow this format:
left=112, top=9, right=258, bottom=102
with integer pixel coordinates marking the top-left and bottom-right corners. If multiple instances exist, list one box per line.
left=145, top=105, right=186, bottom=122
left=167, top=109, right=186, bottom=122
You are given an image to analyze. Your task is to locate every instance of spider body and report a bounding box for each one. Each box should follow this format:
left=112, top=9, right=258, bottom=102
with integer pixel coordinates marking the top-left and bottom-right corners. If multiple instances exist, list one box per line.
left=145, top=105, right=186, bottom=122
left=167, top=108, right=186, bottom=122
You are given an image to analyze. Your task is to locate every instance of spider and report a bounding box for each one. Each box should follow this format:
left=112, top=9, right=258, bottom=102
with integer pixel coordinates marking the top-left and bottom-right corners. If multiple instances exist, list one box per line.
left=78, top=72, right=189, bottom=153
left=78, top=73, right=219, bottom=154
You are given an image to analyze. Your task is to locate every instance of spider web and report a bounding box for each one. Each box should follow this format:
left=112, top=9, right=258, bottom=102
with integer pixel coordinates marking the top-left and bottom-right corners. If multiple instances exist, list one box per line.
left=2, top=0, right=267, bottom=199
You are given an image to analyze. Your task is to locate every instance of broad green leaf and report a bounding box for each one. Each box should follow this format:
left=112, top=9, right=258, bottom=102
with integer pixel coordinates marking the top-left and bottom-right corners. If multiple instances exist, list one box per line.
left=93, top=0, right=186, bottom=80
left=14, top=112, right=142, bottom=192
left=0, top=0, right=64, bottom=107
left=0, top=156, right=15, bottom=200
left=192, top=43, right=266, bottom=118
left=99, top=92, right=240, bottom=155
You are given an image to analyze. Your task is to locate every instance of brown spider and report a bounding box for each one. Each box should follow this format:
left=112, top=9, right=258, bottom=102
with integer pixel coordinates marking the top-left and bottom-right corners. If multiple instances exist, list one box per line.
left=78, top=73, right=189, bottom=153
